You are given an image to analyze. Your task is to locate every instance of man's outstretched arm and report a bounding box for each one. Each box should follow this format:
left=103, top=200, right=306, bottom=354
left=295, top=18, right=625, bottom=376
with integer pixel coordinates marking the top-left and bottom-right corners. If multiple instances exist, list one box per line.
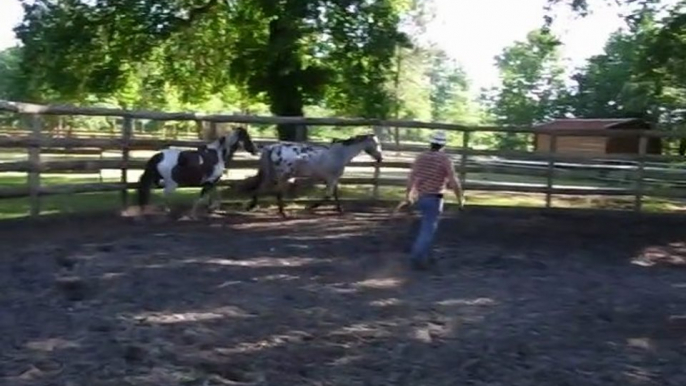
left=445, top=157, right=464, bottom=207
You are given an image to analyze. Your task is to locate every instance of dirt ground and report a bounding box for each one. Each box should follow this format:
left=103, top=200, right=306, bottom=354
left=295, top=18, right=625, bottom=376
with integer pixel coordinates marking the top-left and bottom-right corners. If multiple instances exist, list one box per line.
left=1, top=204, right=686, bottom=386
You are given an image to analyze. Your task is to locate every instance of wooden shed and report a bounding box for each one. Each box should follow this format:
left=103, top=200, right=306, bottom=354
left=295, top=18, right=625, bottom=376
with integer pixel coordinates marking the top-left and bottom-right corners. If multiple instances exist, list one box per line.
left=533, top=118, right=662, bottom=156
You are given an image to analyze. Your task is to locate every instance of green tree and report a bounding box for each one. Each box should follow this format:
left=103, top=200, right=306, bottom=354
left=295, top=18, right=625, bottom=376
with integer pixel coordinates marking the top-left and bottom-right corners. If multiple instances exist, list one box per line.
left=569, top=28, right=658, bottom=119
left=0, top=46, right=24, bottom=100
left=639, top=2, right=686, bottom=118
left=483, top=29, right=568, bottom=149
left=561, top=2, right=686, bottom=153
left=568, top=4, right=685, bottom=124
left=14, top=0, right=408, bottom=141
left=543, top=0, right=664, bottom=23
left=425, top=46, right=484, bottom=146
left=427, top=49, right=469, bottom=122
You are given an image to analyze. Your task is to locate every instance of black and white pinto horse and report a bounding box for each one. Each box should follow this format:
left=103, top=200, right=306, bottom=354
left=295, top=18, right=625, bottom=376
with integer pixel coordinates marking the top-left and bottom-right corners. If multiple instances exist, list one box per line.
left=137, top=126, right=258, bottom=217
left=243, top=134, right=383, bottom=217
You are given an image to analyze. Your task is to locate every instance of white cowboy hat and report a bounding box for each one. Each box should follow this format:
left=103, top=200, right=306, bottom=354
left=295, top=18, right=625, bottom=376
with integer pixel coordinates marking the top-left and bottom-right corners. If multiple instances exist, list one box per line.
left=430, top=130, right=447, bottom=146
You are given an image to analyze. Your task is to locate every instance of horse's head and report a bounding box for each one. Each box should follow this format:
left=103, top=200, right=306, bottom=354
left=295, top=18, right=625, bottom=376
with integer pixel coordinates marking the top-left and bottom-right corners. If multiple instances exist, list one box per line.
left=362, top=134, right=383, bottom=163
left=331, top=134, right=383, bottom=163
left=231, top=126, right=259, bottom=155
left=217, top=126, right=258, bottom=160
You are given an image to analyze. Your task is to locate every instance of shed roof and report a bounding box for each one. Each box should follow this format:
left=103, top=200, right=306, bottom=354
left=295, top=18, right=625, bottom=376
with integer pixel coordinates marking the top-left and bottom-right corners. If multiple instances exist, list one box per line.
left=535, top=118, right=648, bottom=130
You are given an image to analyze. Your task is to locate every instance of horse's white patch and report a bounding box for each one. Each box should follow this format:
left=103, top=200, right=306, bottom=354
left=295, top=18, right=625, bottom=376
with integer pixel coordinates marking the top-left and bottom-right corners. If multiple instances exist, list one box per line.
left=267, top=143, right=326, bottom=177
left=156, top=149, right=181, bottom=184
left=207, top=160, right=224, bottom=183
left=154, top=145, right=226, bottom=187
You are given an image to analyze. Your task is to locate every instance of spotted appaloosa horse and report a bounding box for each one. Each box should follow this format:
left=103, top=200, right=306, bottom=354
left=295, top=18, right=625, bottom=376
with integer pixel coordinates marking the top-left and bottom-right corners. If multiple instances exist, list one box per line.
left=243, top=133, right=383, bottom=217
left=137, top=126, right=258, bottom=217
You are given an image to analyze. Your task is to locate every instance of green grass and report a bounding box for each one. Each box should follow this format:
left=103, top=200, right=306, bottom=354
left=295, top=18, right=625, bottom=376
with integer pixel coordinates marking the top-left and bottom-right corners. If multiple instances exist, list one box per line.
left=0, top=150, right=683, bottom=220
left=0, top=172, right=684, bottom=220
left=0, top=173, right=108, bottom=186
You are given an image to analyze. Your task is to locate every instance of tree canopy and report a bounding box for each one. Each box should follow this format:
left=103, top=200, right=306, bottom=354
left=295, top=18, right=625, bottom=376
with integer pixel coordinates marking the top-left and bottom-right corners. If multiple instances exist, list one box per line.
left=14, top=0, right=410, bottom=140
left=1, top=0, right=684, bottom=149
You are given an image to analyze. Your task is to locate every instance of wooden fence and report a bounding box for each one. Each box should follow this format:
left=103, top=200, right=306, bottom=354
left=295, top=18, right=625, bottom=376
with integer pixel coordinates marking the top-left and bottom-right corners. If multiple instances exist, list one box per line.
left=1, top=99, right=686, bottom=218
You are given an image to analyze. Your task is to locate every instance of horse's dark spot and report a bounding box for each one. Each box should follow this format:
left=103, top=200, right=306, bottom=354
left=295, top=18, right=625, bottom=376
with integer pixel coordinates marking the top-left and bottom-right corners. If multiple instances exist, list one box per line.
left=172, top=148, right=220, bottom=185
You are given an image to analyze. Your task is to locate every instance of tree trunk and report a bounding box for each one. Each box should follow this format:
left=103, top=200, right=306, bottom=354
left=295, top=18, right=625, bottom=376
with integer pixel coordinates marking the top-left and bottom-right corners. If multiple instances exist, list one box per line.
left=266, top=16, right=308, bottom=142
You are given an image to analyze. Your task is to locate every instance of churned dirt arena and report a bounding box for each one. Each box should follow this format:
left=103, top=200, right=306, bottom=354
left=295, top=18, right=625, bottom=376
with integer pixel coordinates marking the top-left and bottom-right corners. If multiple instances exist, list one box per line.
left=1, top=204, right=686, bottom=386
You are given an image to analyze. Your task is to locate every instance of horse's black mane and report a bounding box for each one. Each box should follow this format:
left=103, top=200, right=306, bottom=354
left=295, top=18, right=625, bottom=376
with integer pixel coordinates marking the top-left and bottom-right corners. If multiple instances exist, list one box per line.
left=194, top=126, right=253, bottom=159
left=331, top=134, right=374, bottom=146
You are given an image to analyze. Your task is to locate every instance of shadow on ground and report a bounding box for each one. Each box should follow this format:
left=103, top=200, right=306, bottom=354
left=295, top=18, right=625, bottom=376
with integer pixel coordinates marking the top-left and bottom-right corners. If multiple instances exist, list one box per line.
left=1, top=205, right=686, bottom=386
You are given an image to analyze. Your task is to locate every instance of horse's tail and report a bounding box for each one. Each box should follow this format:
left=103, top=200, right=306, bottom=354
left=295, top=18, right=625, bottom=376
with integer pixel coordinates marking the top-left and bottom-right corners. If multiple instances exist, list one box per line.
left=243, top=146, right=275, bottom=194
left=137, top=152, right=163, bottom=208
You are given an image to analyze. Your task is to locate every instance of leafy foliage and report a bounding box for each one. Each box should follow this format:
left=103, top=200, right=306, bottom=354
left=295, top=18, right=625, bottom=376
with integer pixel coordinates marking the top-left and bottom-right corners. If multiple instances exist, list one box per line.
left=564, top=3, right=686, bottom=127
left=481, top=29, right=568, bottom=149
left=14, top=0, right=408, bottom=140
left=3, top=0, right=685, bottom=153
left=0, top=46, right=24, bottom=100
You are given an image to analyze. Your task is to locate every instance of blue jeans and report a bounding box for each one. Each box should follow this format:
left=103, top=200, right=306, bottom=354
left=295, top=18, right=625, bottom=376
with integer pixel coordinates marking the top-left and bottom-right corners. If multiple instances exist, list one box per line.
left=410, top=194, right=444, bottom=265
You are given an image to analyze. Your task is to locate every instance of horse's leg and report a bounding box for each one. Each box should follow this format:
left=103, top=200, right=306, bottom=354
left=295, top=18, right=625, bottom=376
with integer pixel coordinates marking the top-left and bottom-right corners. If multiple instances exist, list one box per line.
left=244, top=172, right=271, bottom=212
left=333, top=184, right=343, bottom=213
left=190, top=183, right=213, bottom=219
left=207, top=185, right=221, bottom=212
left=276, top=191, right=286, bottom=218
left=162, top=181, right=177, bottom=214
left=204, top=178, right=222, bottom=213
left=307, top=178, right=336, bottom=212
left=274, top=178, right=290, bottom=218
left=245, top=194, right=259, bottom=211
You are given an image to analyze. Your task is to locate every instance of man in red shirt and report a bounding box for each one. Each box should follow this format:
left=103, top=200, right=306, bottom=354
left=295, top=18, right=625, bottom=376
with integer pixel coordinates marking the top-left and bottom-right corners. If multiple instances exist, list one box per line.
left=405, top=130, right=464, bottom=270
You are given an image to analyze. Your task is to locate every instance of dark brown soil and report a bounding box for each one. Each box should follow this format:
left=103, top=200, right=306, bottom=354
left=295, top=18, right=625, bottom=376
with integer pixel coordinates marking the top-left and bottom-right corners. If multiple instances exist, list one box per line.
left=1, top=205, right=686, bottom=386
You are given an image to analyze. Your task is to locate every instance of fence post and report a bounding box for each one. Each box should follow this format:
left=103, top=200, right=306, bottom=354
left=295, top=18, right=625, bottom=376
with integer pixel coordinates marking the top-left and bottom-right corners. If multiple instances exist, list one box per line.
left=545, top=133, right=557, bottom=209
left=27, top=114, right=42, bottom=217
left=634, top=134, right=648, bottom=212
left=372, top=125, right=381, bottom=200
left=459, top=130, right=470, bottom=185
left=194, top=120, right=204, bottom=139
left=209, top=121, right=218, bottom=140
left=120, top=117, right=133, bottom=209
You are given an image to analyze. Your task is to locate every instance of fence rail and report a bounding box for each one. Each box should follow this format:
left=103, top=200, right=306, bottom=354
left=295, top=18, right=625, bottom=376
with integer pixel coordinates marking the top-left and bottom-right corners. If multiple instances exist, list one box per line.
left=1, top=99, right=686, bottom=218
left=4, top=99, right=686, bottom=138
